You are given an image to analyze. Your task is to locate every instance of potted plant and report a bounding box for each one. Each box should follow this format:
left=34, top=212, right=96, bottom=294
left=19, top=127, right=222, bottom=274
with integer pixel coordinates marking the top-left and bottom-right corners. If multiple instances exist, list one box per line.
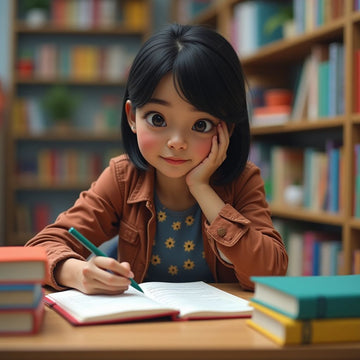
left=43, top=85, right=78, bottom=132
left=22, top=0, right=50, bottom=27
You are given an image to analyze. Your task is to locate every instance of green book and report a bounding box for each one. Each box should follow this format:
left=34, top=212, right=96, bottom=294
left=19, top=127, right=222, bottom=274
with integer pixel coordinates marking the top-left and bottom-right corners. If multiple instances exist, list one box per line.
left=250, top=275, right=360, bottom=319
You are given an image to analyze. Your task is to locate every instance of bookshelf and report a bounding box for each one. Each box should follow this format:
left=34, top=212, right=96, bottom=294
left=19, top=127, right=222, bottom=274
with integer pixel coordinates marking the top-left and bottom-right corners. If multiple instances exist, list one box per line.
left=173, top=0, right=360, bottom=275
left=5, top=0, right=153, bottom=245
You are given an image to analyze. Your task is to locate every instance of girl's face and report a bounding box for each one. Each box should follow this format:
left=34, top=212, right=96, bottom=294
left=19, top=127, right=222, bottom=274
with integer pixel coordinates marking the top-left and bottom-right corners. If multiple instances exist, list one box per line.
left=126, top=74, right=221, bottom=181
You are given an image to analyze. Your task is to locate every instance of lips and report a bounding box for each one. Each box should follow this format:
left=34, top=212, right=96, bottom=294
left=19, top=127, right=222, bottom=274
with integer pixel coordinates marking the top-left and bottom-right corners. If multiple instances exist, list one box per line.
left=161, top=156, right=188, bottom=165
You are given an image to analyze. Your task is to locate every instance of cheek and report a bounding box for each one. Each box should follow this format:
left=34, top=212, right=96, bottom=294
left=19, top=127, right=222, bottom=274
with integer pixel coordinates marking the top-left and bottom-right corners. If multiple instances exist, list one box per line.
left=136, top=130, right=159, bottom=154
left=193, top=137, right=213, bottom=159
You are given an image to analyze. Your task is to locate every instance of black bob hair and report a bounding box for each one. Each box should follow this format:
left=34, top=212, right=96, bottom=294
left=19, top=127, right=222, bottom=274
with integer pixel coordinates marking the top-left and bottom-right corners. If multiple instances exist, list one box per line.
left=121, top=23, right=250, bottom=185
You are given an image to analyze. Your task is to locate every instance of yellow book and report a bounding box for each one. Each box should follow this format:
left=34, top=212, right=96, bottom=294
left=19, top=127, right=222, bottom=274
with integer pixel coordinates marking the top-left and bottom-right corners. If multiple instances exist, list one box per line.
left=247, top=301, right=360, bottom=346
left=124, top=0, right=146, bottom=31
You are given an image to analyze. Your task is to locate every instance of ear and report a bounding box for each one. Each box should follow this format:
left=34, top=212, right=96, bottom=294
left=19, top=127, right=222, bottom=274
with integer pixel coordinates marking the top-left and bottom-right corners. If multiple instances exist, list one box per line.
left=125, top=100, right=136, bottom=133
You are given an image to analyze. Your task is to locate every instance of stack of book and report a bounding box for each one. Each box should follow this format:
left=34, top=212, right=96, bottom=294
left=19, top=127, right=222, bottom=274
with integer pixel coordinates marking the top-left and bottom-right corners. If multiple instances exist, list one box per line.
left=0, top=246, right=48, bottom=335
left=247, top=275, right=360, bottom=345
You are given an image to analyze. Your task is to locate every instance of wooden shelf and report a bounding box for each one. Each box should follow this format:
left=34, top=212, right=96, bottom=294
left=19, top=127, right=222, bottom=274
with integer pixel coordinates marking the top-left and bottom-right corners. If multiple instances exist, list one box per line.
left=176, top=0, right=359, bottom=275
left=242, top=18, right=345, bottom=69
left=15, top=76, right=127, bottom=86
left=270, top=204, right=345, bottom=226
left=251, top=117, right=344, bottom=135
left=14, top=132, right=122, bottom=142
left=14, top=181, right=93, bottom=191
left=349, top=218, right=360, bottom=230
left=5, top=0, right=152, bottom=245
left=15, top=22, right=147, bottom=35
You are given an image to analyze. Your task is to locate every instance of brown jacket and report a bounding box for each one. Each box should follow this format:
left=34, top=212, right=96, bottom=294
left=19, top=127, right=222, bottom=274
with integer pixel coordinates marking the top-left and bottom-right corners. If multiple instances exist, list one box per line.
left=26, top=154, right=288, bottom=290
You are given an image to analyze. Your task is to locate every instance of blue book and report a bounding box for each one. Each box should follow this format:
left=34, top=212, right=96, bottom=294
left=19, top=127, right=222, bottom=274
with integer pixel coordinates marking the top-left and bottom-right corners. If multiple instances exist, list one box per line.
left=0, top=283, right=43, bottom=309
left=327, top=147, right=340, bottom=213
left=251, top=275, right=360, bottom=319
left=318, top=60, right=330, bottom=117
left=328, top=42, right=344, bottom=117
left=312, top=241, right=321, bottom=276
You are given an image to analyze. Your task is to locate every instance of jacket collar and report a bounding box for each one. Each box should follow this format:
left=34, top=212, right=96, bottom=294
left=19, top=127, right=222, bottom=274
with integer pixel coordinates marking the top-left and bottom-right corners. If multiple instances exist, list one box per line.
left=127, top=166, right=155, bottom=204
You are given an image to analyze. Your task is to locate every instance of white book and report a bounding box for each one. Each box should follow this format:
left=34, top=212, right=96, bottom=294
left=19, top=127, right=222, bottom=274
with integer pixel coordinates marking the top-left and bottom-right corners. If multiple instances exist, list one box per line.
left=45, top=281, right=252, bottom=325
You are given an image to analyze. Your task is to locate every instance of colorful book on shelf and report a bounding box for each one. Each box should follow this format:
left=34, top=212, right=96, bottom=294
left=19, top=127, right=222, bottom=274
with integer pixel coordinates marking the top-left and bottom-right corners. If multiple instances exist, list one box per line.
left=247, top=301, right=360, bottom=346
left=0, top=246, right=48, bottom=284
left=251, top=105, right=291, bottom=127
left=326, top=142, right=342, bottom=213
left=231, top=1, right=284, bottom=57
left=0, top=297, right=45, bottom=335
left=354, top=143, right=360, bottom=217
left=250, top=275, right=360, bottom=320
left=291, top=57, right=311, bottom=121
left=328, top=42, right=344, bottom=116
left=302, top=231, right=341, bottom=276
left=285, top=231, right=303, bottom=277
left=270, top=146, right=303, bottom=205
left=123, top=0, right=146, bottom=31
left=307, top=44, right=328, bottom=120
left=45, top=281, right=253, bottom=326
left=354, top=249, right=360, bottom=274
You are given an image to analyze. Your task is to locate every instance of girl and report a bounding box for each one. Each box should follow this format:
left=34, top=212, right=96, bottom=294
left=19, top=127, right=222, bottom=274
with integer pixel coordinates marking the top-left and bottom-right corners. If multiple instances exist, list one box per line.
left=26, top=24, right=288, bottom=294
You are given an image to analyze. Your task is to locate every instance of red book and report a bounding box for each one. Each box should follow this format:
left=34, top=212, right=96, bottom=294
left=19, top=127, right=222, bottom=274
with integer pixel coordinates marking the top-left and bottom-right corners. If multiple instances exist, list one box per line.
left=0, top=246, right=48, bottom=284
left=34, top=204, right=51, bottom=233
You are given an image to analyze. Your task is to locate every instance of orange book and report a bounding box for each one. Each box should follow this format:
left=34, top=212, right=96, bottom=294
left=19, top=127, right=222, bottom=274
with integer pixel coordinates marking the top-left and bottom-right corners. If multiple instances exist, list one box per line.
left=0, top=247, right=48, bottom=284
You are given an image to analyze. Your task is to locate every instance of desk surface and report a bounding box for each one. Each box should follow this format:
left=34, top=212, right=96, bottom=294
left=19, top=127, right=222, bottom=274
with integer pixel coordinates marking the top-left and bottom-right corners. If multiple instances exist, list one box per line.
left=1, top=284, right=360, bottom=360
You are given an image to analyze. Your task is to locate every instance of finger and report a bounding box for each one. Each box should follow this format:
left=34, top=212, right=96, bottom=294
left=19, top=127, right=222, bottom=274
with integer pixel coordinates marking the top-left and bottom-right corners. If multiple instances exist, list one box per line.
left=94, top=257, right=134, bottom=278
left=91, top=257, right=132, bottom=286
left=217, top=122, right=230, bottom=147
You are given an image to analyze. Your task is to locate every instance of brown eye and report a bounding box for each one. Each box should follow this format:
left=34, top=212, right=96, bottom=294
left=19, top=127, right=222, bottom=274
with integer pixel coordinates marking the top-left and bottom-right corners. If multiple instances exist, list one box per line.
left=192, top=119, right=214, bottom=133
left=145, top=113, right=166, bottom=127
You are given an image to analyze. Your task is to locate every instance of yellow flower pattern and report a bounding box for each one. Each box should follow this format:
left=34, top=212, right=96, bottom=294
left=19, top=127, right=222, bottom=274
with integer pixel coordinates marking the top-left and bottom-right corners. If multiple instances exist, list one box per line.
left=184, top=240, right=195, bottom=252
left=168, top=265, right=178, bottom=276
left=172, top=221, right=181, bottom=231
left=185, top=215, right=194, bottom=226
left=165, top=237, right=175, bottom=249
left=146, top=198, right=213, bottom=282
left=183, top=259, right=195, bottom=270
left=151, top=255, right=161, bottom=266
left=157, top=210, right=167, bottom=222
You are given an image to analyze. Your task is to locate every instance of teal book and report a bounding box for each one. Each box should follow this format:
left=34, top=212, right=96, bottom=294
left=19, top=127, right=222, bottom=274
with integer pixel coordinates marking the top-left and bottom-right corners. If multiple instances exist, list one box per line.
left=250, top=275, right=360, bottom=319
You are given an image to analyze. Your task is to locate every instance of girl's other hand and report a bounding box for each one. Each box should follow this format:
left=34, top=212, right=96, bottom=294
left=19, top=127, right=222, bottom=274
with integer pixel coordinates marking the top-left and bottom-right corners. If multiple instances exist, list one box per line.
left=186, top=121, right=229, bottom=189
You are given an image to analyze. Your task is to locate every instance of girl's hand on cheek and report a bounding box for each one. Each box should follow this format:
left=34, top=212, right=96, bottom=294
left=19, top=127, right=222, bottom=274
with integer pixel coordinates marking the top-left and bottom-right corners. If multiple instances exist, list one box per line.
left=78, top=257, right=133, bottom=295
left=186, top=122, right=229, bottom=190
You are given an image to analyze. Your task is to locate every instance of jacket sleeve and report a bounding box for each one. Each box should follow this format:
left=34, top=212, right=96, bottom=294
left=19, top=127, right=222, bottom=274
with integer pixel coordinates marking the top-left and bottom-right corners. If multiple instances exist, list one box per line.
left=25, top=161, right=122, bottom=290
left=205, top=162, right=288, bottom=290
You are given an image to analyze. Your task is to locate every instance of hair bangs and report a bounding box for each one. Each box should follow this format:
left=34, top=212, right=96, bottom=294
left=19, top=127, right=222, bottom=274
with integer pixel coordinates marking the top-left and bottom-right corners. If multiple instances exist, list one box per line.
left=173, top=44, right=247, bottom=125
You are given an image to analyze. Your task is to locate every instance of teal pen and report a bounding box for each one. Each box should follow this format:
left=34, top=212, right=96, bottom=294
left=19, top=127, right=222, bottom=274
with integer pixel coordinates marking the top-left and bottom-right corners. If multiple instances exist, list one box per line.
left=68, top=227, right=143, bottom=293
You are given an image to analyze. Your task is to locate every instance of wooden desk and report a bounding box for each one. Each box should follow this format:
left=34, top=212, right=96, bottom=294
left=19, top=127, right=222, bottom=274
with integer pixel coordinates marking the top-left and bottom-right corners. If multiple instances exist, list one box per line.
left=1, top=284, right=360, bottom=360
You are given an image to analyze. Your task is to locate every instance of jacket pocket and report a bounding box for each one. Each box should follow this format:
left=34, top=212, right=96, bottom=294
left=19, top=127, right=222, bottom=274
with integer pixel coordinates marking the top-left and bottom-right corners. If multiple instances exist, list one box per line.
left=118, top=220, right=139, bottom=246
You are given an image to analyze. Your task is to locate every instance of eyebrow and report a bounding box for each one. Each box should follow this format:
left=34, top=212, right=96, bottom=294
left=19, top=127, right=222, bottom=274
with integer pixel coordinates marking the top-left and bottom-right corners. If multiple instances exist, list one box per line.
left=147, top=98, right=170, bottom=106
left=147, top=97, right=200, bottom=112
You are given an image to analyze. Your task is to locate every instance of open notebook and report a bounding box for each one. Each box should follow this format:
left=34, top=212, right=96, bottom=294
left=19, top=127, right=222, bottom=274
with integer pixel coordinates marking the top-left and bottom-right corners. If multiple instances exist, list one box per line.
left=45, top=281, right=253, bottom=325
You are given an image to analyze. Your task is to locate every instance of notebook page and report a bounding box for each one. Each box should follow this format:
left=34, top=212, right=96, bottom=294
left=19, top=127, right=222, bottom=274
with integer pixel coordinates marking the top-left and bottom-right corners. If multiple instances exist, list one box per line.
left=46, top=288, right=175, bottom=322
left=141, top=281, right=252, bottom=318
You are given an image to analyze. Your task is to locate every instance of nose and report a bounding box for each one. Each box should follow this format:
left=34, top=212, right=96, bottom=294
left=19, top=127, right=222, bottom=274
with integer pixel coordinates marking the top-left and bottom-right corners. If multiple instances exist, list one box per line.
left=167, top=131, right=187, bottom=150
